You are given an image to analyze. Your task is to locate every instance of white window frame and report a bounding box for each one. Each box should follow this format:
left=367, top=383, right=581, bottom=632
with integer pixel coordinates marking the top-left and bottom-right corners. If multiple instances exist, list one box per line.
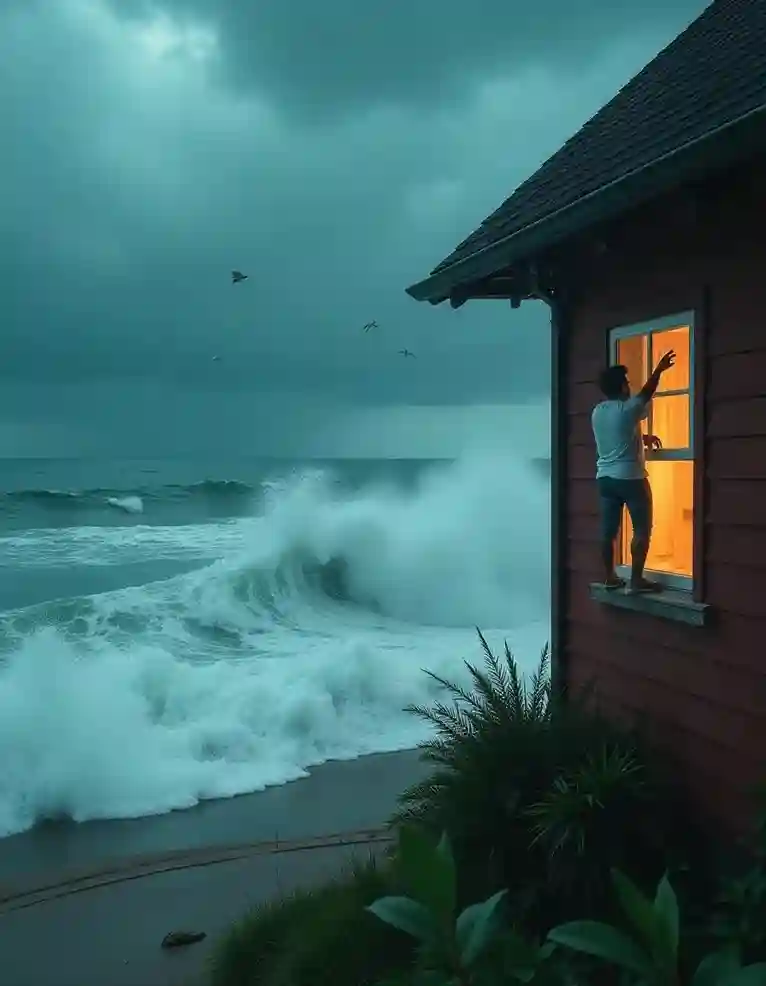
left=608, top=310, right=696, bottom=592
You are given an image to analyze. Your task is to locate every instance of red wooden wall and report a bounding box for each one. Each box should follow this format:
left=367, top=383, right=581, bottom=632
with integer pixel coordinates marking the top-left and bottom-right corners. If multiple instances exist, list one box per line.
left=562, top=156, right=766, bottom=834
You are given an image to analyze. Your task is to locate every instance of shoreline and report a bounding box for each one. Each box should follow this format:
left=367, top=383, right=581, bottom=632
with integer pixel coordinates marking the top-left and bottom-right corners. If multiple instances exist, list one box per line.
left=0, top=748, right=430, bottom=892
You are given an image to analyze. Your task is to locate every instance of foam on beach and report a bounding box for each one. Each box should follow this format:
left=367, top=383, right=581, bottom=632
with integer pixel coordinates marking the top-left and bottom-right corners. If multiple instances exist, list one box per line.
left=0, top=450, right=550, bottom=836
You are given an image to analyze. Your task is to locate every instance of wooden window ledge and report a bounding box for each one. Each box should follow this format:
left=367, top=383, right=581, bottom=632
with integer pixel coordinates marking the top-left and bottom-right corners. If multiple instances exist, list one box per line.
left=588, top=583, right=710, bottom=626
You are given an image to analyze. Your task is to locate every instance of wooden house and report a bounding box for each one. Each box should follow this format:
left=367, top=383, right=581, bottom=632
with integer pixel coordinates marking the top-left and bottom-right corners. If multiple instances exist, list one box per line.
left=406, top=0, right=766, bottom=832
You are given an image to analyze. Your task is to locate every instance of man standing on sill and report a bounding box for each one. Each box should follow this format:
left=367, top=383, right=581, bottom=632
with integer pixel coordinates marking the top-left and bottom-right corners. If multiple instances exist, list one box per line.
left=591, top=349, right=676, bottom=594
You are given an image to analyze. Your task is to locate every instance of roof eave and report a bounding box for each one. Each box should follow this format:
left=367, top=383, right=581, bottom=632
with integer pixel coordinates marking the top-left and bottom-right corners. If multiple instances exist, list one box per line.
left=406, top=104, right=766, bottom=306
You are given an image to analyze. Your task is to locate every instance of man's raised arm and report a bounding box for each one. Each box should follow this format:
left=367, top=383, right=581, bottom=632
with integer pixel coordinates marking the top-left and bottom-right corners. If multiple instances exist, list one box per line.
left=638, top=350, right=676, bottom=403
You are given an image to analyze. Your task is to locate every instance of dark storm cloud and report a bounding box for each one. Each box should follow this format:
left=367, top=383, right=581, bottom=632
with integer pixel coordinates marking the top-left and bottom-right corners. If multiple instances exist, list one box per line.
left=107, top=0, right=705, bottom=123
left=1, top=0, right=563, bottom=403
left=0, top=0, right=708, bottom=454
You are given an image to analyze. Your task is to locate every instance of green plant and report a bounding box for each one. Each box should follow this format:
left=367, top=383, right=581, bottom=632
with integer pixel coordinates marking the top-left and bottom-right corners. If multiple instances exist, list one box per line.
left=392, top=630, right=703, bottom=931
left=528, top=745, right=645, bottom=854
left=209, top=887, right=319, bottom=985
left=367, top=825, right=564, bottom=985
left=525, top=743, right=691, bottom=918
left=711, top=791, right=766, bottom=962
left=547, top=868, right=766, bottom=986
left=208, top=855, right=415, bottom=986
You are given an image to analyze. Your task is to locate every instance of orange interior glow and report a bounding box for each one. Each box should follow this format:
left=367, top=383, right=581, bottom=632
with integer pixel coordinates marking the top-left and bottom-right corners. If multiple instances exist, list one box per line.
left=620, top=460, right=694, bottom=577
left=652, top=325, right=690, bottom=392
left=616, top=323, right=693, bottom=578
left=652, top=393, right=690, bottom=449
left=616, top=334, right=648, bottom=437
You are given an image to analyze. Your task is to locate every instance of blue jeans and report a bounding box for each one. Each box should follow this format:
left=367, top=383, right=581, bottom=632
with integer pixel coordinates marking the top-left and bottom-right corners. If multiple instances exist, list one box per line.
left=597, top=477, right=653, bottom=543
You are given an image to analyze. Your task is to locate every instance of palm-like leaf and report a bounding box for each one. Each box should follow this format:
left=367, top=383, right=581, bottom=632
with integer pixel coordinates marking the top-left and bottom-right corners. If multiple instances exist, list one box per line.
left=404, top=633, right=551, bottom=744
left=390, top=630, right=704, bottom=932
left=392, top=632, right=559, bottom=909
left=527, top=747, right=645, bottom=856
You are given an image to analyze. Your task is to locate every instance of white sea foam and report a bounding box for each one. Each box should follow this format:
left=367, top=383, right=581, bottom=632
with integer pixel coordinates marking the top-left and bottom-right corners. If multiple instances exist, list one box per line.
left=106, top=495, right=144, bottom=514
left=0, top=450, right=550, bottom=837
left=0, top=518, right=251, bottom=568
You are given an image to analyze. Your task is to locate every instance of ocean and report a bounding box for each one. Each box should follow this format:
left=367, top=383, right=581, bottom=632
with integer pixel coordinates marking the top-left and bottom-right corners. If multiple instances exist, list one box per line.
left=0, top=453, right=550, bottom=839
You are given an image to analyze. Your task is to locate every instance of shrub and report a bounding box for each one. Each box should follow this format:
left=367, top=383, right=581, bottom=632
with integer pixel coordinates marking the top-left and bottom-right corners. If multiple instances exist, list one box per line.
left=710, top=788, right=766, bottom=964
left=392, top=630, right=705, bottom=932
left=548, top=868, right=766, bottom=986
left=368, top=826, right=766, bottom=986
left=209, top=886, right=319, bottom=986
left=367, top=825, right=568, bottom=985
left=208, top=854, right=416, bottom=986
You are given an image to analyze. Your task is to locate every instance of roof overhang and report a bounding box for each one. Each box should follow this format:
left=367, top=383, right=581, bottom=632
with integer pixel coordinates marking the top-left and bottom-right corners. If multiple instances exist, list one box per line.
left=406, top=103, right=766, bottom=306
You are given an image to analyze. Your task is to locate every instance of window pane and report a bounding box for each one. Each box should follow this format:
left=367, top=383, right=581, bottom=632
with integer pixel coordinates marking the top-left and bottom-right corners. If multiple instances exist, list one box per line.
left=652, top=394, right=690, bottom=449
left=619, top=460, right=694, bottom=577
left=616, top=333, right=647, bottom=397
left=651, top=324, right=690, bottom=392
left=616, top=333, right=648, bottom=435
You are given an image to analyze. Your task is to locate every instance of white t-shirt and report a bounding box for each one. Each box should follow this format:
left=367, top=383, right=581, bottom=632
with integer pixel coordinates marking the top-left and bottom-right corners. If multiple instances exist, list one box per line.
left=591, top=395, right=649, bottom=480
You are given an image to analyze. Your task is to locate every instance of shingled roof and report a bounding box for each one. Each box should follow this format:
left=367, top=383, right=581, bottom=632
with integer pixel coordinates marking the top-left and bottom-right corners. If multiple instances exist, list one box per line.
left=407, top=0, right=766, bottom=304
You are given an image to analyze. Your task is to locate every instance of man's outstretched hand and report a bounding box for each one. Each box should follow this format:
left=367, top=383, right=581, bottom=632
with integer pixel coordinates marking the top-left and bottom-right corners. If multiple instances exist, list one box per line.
left=639, top=349, right=678, bottom=403
left=656, top=350, right=676, bottom=373
left=643, top=434, right=663, bottom=451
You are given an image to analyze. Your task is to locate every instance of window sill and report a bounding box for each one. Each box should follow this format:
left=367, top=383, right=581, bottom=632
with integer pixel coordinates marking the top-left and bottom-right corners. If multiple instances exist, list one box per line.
left=588, top=583, right=709, bottom=626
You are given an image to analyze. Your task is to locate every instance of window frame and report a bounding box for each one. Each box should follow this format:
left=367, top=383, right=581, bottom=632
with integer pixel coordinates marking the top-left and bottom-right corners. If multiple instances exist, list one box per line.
left=608, top=310, right=696, bottom=592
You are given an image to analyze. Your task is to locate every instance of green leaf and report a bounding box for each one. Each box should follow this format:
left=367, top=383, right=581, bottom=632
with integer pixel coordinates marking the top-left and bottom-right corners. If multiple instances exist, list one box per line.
left=611, top=869, right=659, bottom=955
left=503, top=936, right=558, bottom=984
left=653, top=873, right=680, bottom=966
left=729, top=964, right=766, bottom=986
left=547, top=920, right=653, bottom=977
left=397, top=825, right=457, bottom=923
left=455, top=889, right=508, bottom=967
left=692, top=948, right=741, bottom=986
left=435, top=831, right=457, bottom=916
left=494, top=928, right=543, bottom=979
left=366, top=896, right=439, bottom=943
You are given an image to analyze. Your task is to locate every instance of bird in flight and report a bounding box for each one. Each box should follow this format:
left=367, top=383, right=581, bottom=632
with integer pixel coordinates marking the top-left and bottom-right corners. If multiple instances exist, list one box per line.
left=231, top=270, right=248, bottom=284
left=399, top=349, right=416, bottom=358
left=362, top=320, right=379, bottom=332
left=212, top=355, right=221, bottom=362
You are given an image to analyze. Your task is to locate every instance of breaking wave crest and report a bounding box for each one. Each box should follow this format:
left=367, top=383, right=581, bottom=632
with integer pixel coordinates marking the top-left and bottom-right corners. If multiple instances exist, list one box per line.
left=0, top=451, right=550, bottom=837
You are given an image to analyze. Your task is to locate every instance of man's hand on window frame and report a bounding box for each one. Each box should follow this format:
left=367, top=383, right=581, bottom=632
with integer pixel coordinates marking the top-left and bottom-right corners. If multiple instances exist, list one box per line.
left=643, top=434, right=663, bottom=452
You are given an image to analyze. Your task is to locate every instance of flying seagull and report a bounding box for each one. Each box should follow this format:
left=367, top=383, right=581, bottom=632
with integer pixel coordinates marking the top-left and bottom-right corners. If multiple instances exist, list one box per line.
left=231, top=270, right=248, bottom=284
left=363, top=320, right=379, bottom=332
left=212, top=355, right=221, bottom=362
left=399, top=349, right=416, bottom=358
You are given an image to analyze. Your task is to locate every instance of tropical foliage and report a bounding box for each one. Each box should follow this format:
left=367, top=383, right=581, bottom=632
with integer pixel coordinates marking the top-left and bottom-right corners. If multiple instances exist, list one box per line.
left=208, top=855, right=414, bottom=986
left=208, top=632, right=759, bottom=986
left=392, top=630, right=703, bottom=930
left=369, top=826, right=766, bottom=986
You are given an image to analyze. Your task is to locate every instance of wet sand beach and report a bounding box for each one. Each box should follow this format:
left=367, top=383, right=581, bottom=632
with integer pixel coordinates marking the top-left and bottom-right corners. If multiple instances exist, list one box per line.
left=0, top=749, right=429, bottom=986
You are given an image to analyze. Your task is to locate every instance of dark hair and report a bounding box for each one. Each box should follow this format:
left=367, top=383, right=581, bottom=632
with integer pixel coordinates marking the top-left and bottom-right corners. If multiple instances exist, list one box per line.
left=599, top=364, right=628, bottom=399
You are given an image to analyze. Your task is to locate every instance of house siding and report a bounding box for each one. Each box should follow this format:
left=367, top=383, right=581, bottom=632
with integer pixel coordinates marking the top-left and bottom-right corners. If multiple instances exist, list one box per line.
left=562, top=156, right=766, bottom=834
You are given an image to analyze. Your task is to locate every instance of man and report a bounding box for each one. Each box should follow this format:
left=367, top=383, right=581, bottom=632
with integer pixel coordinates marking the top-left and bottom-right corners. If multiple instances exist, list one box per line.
left=591, top=349, right=676, bottom=593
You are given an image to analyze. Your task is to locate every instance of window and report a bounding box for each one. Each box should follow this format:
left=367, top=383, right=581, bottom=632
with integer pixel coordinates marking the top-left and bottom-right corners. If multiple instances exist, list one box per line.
left=610, top=313, right=695, bottom=588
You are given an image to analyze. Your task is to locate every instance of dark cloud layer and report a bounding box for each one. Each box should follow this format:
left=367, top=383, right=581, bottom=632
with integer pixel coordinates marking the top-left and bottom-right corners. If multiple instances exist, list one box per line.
left=108, top=0, right=704, bottom=123
left=0, top=0, right=707, bottom=454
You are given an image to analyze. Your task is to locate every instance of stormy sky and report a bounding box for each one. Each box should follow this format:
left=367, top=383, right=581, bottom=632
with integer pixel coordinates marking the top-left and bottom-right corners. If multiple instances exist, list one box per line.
left=0, top=0, right=705, bottom=457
